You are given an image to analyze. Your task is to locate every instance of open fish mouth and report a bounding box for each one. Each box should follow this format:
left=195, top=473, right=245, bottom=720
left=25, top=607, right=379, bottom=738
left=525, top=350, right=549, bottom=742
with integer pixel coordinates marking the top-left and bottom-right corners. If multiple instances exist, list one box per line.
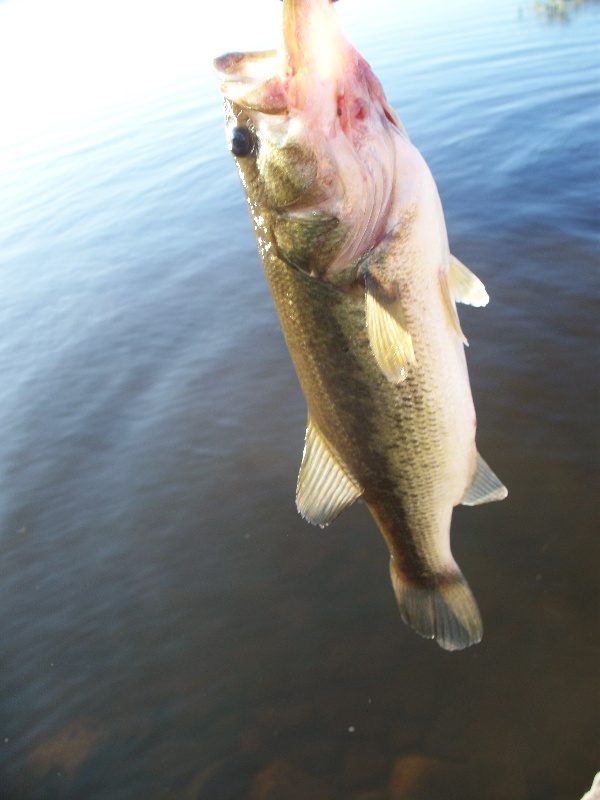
left=213, top=50, right=289, bottom=115
left=214, top=0, right=400, bottom=126
left=214, top=0, right=507, bottom=651
left=213, top=0, right=403, bottom=268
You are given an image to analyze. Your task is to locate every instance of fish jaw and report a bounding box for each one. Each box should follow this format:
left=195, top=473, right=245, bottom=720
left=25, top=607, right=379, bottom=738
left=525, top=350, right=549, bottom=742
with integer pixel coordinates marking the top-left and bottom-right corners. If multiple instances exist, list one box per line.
left=281, top=0, right=401, bottom=127
left=214, top=2, right=507, bottom=651
left=213, top=50, right=288, bottom=114
left=213, top=0, right=406, bottom=272
left=281, top=0, right=360, bottom=128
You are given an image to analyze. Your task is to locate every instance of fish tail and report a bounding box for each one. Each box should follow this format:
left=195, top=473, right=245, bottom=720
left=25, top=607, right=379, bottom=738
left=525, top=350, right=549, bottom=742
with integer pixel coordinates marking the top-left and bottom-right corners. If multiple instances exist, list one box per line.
left=389, top=558, right=483, bottom=651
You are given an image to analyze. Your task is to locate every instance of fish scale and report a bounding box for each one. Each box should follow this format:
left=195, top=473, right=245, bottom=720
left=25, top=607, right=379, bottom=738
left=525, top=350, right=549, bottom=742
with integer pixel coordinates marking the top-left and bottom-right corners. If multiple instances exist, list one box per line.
left=215, top=0, right=507, bottom=650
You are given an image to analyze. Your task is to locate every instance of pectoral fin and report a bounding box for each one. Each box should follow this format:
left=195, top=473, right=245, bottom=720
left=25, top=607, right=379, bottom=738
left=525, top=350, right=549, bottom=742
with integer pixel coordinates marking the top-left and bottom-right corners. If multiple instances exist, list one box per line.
left=296, top=417, right=362, bottom=527
left=449, top=256, right=489, bottom=307
left=365, top=278, right=416, bottom=384
left=461, top=453, right=508, bottom=506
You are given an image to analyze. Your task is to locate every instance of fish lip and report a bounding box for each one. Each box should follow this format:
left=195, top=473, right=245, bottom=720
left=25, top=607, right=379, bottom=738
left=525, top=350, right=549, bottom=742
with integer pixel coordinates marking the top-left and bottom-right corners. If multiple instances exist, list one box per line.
left=214, top=1, right=348, bottom=118
left=213, top=50, right=289, bottom=115
left=212, top=50, right=278, bottom=82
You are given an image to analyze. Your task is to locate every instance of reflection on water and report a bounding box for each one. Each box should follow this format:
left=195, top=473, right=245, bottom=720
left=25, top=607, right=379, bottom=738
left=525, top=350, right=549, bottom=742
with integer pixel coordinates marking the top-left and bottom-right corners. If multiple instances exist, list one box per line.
left=535, top=0, right=597, bottom=19
left=0, top=0, right=598, bottom=798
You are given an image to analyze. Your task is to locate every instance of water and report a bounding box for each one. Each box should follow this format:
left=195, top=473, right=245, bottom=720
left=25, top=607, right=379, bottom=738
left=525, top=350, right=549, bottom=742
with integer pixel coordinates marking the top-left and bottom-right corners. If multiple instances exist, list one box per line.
left=0, top=0, right=598, bottom=798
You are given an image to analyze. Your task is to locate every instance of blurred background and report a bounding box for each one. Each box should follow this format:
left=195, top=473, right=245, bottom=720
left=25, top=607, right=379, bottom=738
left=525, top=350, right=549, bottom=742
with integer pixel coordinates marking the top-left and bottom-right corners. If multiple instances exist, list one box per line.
left=0, top=0, right=598, bottom=798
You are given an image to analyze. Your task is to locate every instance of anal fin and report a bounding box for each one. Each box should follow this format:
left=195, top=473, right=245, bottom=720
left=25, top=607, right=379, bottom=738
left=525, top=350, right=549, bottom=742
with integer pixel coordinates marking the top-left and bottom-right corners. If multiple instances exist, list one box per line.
left=296, top=417, right=362, bottom=527
left=365, top=277, right=416, bottom=384
left=461, top=453, right=508, bottom=506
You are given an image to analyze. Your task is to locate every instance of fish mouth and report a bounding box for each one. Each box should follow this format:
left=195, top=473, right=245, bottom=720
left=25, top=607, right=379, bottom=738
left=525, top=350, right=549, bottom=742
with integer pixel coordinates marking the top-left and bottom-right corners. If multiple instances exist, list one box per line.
left=213, top=50, right=289, bottom=115
left=214, top=0, right=400, bottom=129
left=281, top=0, right=346, bottom=95
left=213, top=0, right=352, bottom=119
left=214, top=0, right=403, bottom=268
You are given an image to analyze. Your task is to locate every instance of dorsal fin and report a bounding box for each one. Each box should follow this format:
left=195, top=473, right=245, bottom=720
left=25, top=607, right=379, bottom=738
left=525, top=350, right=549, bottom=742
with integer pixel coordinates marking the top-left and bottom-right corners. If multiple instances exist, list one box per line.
left=365, top=277, right=416, bottom=384
left=449, top=255, right=489, bottom=307
left=461, top=453, right=508, bottom=506
left=296, top=417, right=362, bottom=527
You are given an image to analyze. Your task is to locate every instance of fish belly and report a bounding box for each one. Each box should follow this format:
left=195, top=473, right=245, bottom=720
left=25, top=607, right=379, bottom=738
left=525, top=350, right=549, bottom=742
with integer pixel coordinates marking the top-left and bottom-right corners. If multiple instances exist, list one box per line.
left=261, top=247, right=482, bottom=649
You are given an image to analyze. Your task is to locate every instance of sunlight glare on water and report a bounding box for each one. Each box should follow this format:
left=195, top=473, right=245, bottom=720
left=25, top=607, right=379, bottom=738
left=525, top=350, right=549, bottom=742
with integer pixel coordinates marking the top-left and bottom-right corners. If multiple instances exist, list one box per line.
left=0, top=0, right=494, bottom=156
left=0, top=0, right=598, bottom=798
left=0, top=0, right=283, bottom=156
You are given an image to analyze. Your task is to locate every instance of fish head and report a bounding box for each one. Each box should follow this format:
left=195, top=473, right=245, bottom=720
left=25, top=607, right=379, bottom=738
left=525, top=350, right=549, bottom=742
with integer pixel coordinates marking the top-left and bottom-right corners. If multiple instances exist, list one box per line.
left=214, top=0, right=405, bottom=277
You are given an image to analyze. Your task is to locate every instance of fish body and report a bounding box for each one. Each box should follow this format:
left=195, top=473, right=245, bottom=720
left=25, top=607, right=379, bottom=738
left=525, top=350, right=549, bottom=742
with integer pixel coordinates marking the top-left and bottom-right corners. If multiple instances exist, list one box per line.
left=214, top=0, right=506, bottom=650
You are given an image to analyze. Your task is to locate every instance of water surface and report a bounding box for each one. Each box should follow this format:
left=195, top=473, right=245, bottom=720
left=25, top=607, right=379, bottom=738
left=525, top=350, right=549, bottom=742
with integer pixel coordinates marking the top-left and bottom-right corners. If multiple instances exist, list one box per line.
left=0, top=1, right=598, bottom=798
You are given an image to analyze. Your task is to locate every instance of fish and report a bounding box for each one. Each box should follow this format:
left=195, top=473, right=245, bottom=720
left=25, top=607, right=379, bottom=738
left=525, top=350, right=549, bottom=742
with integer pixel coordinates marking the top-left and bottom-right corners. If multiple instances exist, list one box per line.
left=214, top=0, right=507, bottom=650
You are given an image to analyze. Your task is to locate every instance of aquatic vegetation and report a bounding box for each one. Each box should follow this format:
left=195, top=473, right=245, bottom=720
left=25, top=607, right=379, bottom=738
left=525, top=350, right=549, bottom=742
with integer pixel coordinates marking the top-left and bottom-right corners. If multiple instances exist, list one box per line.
left=535, top=0, right=597, bottom=18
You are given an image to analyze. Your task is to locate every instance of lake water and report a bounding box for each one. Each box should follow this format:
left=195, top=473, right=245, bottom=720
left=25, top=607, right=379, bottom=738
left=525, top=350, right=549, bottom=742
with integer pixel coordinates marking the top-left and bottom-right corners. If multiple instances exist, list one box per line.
left=0, top=0, right=598, bottom=798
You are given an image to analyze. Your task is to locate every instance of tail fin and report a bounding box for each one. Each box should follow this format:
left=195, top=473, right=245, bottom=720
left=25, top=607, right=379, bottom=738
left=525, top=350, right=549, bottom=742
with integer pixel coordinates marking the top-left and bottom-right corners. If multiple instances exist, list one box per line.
left=389, top=558, right=483, bottom=651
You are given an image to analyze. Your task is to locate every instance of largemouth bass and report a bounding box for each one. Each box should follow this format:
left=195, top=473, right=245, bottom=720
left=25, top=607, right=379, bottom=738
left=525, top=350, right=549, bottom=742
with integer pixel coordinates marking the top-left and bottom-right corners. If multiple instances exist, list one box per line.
left=214, top=0, right=507, bottom=650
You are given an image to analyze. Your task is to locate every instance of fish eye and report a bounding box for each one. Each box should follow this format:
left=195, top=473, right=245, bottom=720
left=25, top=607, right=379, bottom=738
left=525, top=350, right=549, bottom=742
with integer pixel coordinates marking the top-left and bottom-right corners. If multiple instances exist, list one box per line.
left=229, top=126, right=254, bottom=158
